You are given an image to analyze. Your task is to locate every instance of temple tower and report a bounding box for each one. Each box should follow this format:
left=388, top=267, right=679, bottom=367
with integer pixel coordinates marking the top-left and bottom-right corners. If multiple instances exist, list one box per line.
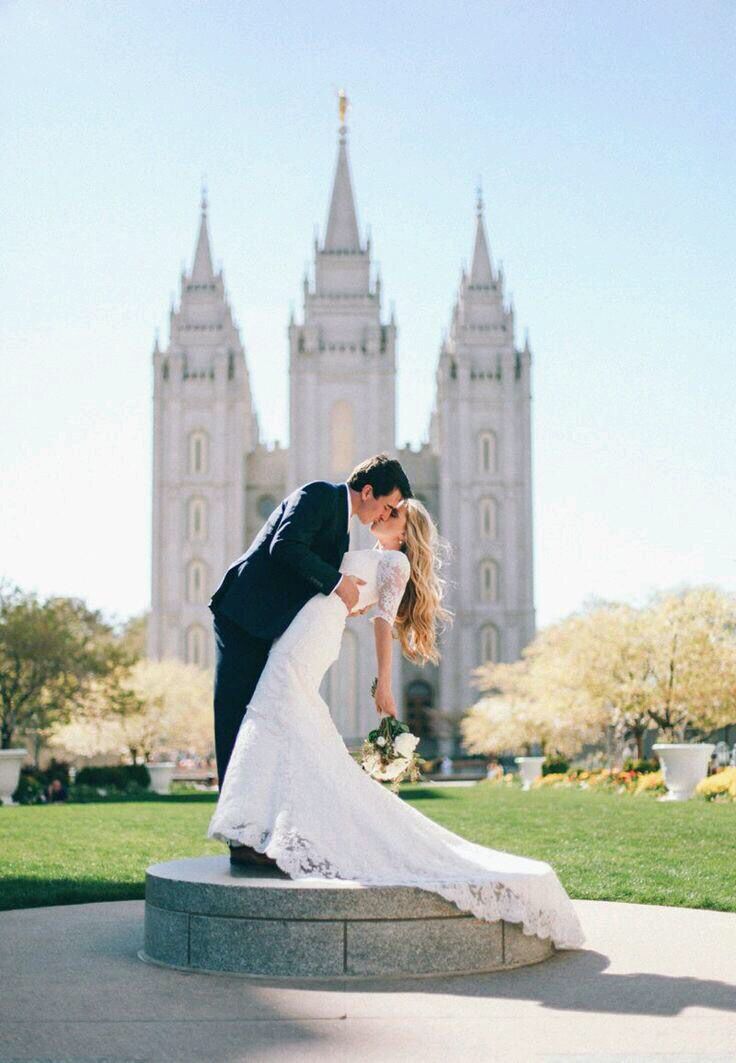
left=149, top=192, right=257, bottom=667
left=286, top=97, right=399, bottom=738
left=432, top=189, right=535, bottom=716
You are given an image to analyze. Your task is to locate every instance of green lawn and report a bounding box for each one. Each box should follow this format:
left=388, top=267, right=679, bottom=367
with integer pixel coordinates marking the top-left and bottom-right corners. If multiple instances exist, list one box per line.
left=1, top=784, right=734, bottom=913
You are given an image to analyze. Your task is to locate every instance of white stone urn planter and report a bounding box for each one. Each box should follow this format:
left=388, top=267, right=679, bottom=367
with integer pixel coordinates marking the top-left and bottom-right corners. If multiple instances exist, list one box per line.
left=0, top=749, right=28, bottom=806
left=515, top=755, right=546, bottom=791
left=147, top=762, right=176, bottom=796
left=652, top=743, right=714, bottom=801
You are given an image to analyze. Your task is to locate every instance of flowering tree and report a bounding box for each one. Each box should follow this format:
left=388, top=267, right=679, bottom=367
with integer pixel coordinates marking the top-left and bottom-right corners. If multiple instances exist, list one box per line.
left=461, top=587, right=736, bottom=763
left=549, top=605, right=659, bottom=759
left=461, top=655, right=601, bottom=759
left=643, top=588, right=736, bottom=740
left=51, top=659, right=214, bottom=764
left=462, top=661, right=537, bottom=756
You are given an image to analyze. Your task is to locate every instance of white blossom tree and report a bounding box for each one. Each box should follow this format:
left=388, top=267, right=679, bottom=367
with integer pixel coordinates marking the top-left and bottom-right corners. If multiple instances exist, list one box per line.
left=51, top=659, right=214, bottom=764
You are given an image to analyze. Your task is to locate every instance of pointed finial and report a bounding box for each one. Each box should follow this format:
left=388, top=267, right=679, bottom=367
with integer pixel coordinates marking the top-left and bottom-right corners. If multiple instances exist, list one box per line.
left=338, top=88, right=349, bottom=131
left=476, top=176, right=484, bottom=216
left=153, top=329, right=160, bottom=354
left=200, top=177, right=208, bottom=216
left=524, top=327, right=531, bottom=352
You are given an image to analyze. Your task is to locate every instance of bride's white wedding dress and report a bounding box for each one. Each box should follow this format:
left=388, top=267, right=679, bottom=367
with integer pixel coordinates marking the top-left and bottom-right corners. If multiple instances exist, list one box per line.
left=207, top=547, right=584, bottom=950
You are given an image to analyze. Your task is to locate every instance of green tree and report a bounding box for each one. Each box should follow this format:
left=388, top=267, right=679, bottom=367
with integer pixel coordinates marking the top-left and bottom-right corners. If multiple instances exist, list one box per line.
left=0, top=584, right=127, bottom=750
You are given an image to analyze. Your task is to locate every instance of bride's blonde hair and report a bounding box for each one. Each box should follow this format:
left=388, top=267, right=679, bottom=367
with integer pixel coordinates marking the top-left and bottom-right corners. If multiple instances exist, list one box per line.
left=395, top=499, right=452, bottom=665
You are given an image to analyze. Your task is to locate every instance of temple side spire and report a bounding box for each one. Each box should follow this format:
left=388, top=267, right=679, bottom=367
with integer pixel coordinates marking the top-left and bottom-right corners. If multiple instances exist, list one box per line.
left=323, top=91, right=361, bottom=252
left=469, top=184, right=494, bottom=287
left=191, top=185, right=214, bottom=282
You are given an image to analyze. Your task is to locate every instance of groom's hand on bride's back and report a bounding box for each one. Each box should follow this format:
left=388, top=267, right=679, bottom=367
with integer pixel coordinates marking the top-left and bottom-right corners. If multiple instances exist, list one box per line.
left=335, top=574, right=366, bottom=613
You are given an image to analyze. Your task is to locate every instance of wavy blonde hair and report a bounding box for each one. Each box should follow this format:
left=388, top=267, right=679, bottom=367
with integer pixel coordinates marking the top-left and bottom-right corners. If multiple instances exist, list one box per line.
left=394, top=499, right=453, bottom=665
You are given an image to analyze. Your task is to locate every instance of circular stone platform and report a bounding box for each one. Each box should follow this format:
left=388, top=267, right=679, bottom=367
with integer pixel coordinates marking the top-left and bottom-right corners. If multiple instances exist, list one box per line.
left=141, top=856, right=554, bottom=978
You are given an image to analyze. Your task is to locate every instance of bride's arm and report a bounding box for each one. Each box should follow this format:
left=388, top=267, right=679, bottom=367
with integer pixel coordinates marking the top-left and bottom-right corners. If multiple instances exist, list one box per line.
left=372, top=618, right=397, bottom=718
left=371, top=551, right=411, bottom=718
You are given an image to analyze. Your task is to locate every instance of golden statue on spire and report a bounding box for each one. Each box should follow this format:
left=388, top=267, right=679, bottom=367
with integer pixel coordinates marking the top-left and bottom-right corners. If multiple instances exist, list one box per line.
left=338, top=88, right=349, bottom=126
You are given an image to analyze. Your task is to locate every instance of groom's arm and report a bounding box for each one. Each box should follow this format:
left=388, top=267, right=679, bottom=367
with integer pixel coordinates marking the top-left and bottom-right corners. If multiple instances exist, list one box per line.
left=269, top=482, right=342, bottom=595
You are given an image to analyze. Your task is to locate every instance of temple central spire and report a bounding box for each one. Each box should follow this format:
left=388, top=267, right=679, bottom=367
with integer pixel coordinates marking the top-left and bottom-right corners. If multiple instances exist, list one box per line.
left=323, top=92, right=361, bottom=253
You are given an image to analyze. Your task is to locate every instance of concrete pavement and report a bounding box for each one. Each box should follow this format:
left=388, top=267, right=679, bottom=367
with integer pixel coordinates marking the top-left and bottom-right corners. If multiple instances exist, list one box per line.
left=1, top=897, right=735, bottom=1061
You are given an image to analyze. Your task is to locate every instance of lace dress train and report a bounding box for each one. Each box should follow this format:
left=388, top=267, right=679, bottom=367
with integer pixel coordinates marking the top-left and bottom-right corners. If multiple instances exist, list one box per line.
left=207, top=549, right=585, bottom=950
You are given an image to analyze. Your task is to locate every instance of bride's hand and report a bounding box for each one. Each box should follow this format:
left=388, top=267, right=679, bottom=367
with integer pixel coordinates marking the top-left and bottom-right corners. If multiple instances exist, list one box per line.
left=375, top=682, right=397, bottom=718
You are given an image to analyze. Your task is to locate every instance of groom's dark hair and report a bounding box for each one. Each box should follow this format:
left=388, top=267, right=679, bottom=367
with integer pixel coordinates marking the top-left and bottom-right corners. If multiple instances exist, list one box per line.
left=347, top=454, right=413, bottom=500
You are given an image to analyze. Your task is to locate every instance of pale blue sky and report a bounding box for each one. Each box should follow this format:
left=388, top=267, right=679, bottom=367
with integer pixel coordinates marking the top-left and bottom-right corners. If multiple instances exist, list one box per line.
left=1, top=0, right=734, bottom=628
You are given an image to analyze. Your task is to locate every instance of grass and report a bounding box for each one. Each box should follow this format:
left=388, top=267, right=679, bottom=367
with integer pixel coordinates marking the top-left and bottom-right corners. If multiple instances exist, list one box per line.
left=1, top=784, right=734, bottom=913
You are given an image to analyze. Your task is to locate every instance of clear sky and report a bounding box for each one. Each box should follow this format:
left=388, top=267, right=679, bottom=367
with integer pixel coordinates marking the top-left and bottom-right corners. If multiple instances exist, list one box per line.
left=1, top=0, right=734, bottom=629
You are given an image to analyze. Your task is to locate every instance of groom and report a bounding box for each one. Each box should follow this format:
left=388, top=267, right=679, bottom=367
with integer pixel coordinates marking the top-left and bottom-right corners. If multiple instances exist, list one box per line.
left=209, top=453, right=412, bottom=864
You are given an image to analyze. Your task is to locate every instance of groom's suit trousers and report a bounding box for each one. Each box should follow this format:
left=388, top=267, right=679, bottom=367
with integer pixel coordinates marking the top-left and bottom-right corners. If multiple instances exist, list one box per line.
left=212, top=610, right=273, bottom=790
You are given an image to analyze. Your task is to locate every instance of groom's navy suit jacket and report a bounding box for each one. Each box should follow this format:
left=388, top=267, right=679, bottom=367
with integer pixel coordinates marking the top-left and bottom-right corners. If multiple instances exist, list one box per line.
left=209, top=480, right=350, bottom=641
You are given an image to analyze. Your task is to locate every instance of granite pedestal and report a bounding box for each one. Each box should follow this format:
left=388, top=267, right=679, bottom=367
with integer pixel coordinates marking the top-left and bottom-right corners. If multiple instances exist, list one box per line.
left=142, top=856, right=554, bottom=978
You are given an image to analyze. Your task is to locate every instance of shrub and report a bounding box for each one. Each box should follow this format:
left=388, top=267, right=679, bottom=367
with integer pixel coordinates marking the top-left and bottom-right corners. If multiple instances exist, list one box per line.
left=67, top=782, right=158, bottom=803
left=623, top=757, right=659, bottom=774
left=75, top=764, right=150, bottom=791
left=12, top=759, right=74, bottom=804
left=12, top=769, right=46, bottom=805
left=542, top=756, right=569, bottom=776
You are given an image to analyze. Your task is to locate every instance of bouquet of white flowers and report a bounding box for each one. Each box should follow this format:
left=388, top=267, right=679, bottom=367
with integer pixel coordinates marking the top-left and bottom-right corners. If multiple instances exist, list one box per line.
left=360, top=678, right=423, bottom=792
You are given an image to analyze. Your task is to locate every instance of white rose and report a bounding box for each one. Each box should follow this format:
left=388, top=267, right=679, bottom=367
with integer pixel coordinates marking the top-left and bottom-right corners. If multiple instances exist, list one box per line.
left=394, top=732, right=419, bottom=759
left=383, top=757, right=410, bottom=780
left=362, top=753, right=381, bottom=775
left=376, top=736, right=386, bottom=747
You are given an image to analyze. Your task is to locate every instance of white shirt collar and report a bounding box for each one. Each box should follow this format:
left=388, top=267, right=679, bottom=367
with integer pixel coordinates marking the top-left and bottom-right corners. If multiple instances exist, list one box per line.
left=343, top=482, right=351, bottom=533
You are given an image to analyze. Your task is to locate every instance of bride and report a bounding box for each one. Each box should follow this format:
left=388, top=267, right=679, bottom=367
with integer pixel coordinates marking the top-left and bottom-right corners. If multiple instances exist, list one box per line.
left=207, top=498, right=584, bottom=950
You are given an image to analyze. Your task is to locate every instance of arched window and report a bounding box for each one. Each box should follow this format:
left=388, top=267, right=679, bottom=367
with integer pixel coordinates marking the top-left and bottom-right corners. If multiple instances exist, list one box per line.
left=330, top=400, right=354, bottom=477
left=186, top=624, right=207, bottom=667
left=405, top=680, right=433, bottom=739
left=257, top=494, right=278, bottom=522
left=479, top=559, right=499, bottom=603
left=187, top=560, right=207, bottom=604
left=479, top=497, right=498, bottom=539
left=188, top=497, right=207, bottom=542
left=478, top=430, right=497, bottom=475
left=479, top=624, right=500, bottom=665
left=189, top=430, right=209, bottom=476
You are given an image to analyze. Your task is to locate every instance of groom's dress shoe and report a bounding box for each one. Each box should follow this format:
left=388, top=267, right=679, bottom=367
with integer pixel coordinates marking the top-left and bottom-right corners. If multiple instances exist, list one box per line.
left=229, top=843, right=279, bottom=868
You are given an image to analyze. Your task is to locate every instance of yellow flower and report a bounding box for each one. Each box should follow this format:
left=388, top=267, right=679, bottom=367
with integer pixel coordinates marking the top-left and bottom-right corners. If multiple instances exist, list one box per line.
left=696, top=766, right=736, bottom=800
left=634, top=770, right=664, bottom=795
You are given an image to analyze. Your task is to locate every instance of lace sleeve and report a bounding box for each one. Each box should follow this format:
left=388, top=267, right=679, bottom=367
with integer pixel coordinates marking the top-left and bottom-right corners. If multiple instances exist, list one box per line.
left=372, top=551, right=411, bottom=627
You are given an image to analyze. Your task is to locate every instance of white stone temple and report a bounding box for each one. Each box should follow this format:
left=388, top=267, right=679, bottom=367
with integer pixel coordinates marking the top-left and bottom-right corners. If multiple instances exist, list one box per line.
left=149, top=110, right=535, bottom=751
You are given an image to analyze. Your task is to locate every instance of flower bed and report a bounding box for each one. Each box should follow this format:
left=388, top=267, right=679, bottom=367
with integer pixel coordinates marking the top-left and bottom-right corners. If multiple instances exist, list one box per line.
left=484, top=764, right=736, bottom=801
